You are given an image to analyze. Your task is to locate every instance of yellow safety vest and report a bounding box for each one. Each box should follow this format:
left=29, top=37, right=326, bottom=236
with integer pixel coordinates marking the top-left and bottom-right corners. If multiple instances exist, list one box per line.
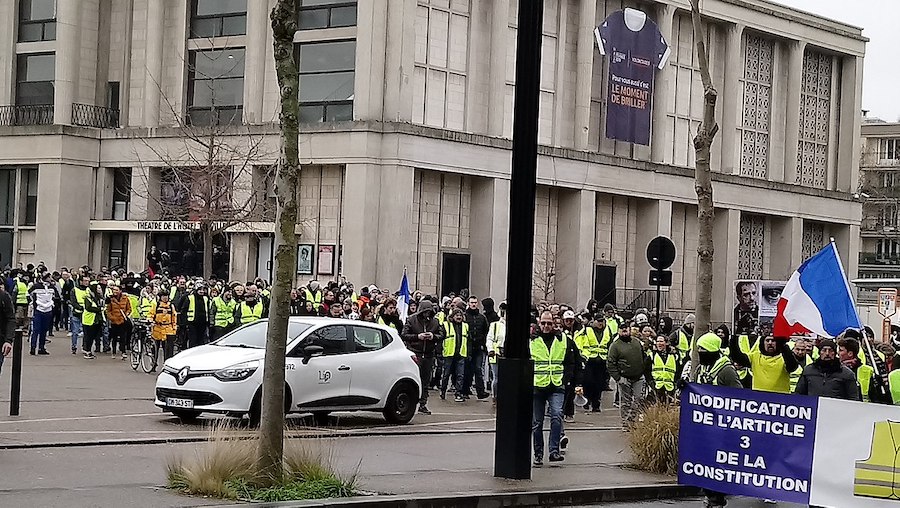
left=213, top=297, right=236, bottom=328
left=573, top=327, right=601, bottom=360
left=436, top=311, right=446, bottom=325
left=789, top=356, right=812, bottom=393
left=303, top=288, right=322, bottom=310
left=15, top=279, right=27, bottom=305
left=186, top=295, right=208, bottom=322
left=859, top=364, right=875, bottom=402
left=606, top=317, right=620, bottom=336
left=126, top=294, right=140, bottom=318
left=488, top=321, right=504, bottom=364
left=73, top=287, right=88, bottom=316
left=890, top=369, right=900, bottom=406
left=698, top=356, right=733, bottom=386
left=377, top=315, right=400, bottom=331
left=82, top=294, right=98, bottom=326
left=140, top=297, right=155, bottom=319
left=531, top=336, right=566, bottom=388
left=598, top=327, right=613, bottom=360
left=239, top=301, right=264, bottom=325
left=651, top=352, right=677, bottom=391
left=442, top=321, right=469, bottom=358
left=854, top=420, right=900, bottom=499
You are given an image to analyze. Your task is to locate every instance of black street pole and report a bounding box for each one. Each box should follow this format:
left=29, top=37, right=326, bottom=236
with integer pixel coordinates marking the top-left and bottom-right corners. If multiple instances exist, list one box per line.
left=10, top=328, right=23, bottom=416
left=494, top=0, right=543, bottom=480
left=655, top=241, right=662, bottom=323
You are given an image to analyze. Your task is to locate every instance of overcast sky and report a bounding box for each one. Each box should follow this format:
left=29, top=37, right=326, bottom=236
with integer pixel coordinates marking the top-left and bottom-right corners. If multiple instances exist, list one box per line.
left=772, top=0, right=900, bottom=122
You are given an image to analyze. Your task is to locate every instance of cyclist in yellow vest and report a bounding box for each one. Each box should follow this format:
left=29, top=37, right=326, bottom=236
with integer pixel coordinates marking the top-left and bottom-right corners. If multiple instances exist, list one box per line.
left=531, top=310, right=583, bottom=466
left=210, top=287, right=237, bottom=341
left=234, top=286, right=266, bottom=326
left=649, top=335, right=681, bottom=403
left=439, top=308, right=469, bottom=402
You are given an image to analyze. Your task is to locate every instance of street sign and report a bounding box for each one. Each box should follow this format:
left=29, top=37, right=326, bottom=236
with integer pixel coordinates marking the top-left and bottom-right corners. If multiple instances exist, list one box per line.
left=877, top=288, right=897, bottom=317
left=649, top=269, right=673, bottom=287
left=647, top=236, right=676, bottom=270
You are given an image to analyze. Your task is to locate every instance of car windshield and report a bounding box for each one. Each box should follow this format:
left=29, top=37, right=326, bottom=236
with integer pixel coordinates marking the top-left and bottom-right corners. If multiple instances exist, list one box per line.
left=214, top=321, right=312, bottom=349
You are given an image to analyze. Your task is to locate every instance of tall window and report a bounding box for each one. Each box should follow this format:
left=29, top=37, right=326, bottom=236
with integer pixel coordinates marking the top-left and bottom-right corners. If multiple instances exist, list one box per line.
left=0, top=169, right=16, bottom=226
left=298, top=0, right=357, bottom=30
left=739, top=33, right=773, bottom=179
left=187, top=48, right=245, bottom=126
left=880, top=139, right=900, bottom=161
left=297, top=40, right=355, bottom=122
left=112, top=168, right=131, bottom=220
left=797, top=49, right=832, bottom=188
left=19, top=168, right=38, bottom=226
left=108, top=233, right=128, bottom=270
left=190, top=0, right=246, bottom=38
left=18, top=0, right=56, bottom=42
left=16, top=53, right=55, bottom=106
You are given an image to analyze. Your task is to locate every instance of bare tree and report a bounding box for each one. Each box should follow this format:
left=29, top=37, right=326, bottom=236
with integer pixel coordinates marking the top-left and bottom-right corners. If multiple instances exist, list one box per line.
left=689, top=0, right=719, bottom=379
left=532, top=242, right=557, bottom=302
left=257, top=0, right=300, bottom=483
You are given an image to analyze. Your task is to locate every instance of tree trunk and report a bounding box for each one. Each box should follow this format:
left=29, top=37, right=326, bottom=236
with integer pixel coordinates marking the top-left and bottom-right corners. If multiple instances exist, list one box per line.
left=257, top=0, right=299, bottom=483
left=201, top=226, right=213, bottom=280
left=689, top=0, right=718, bottom=381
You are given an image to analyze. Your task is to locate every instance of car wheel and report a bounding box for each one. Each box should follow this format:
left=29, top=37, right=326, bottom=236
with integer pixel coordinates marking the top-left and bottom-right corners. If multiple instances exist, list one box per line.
left=312, top=411, right=330, bottom=426
left=247, top=386, right=292, bottom=428
left=383, top=381, right=419, bottom=424
left=172, top=409, right=201, bottom=423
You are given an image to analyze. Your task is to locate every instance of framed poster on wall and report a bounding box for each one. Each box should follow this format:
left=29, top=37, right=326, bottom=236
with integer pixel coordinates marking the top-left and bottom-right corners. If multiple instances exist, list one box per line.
left=297, top=244, right=314, bottom=274
left=317, top=245, right=334, bottom=275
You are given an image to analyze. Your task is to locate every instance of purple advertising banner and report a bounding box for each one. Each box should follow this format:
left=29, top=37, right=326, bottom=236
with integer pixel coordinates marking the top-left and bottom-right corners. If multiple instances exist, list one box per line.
left=595, top=9, right=669, bottom=145
left=678, top=383, right=818, bottom=505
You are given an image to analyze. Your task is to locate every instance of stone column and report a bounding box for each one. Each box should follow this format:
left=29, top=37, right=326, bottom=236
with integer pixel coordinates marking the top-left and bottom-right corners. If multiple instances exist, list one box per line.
left=487, top=0, right=509, bottom=136
left=382, top=0, right=416, bottom=122
left=573, top=0, right=597, bottom=150
left=0, top=1, right=15, bottom=106
left=769, top=217, right=802, bottom=280
left=35, top=163, right=93, bottom=268
left=470, top=177, right=510, bottom=301
left=142, top=0, right=165, bottom=127
left=341, top=163, right=384, bottom=286
left=54, top=0, right=81, bottom=124
left=720, top=24, right=744, bottom=175
left=556, top=189, right=596, bottom=308
left=837, top=55, right=863, bottom=193
left=783, top=41, right=806, bottom=185
left=229, top=233, right=252, bottom=283
left=712, top=209, right=741, bottom=325
left=353, top=0, right=387, bottom=121
left=374, top=165, right=416, bottom=287
left=242, top=0, right=269, bottom=124
left=650, top=4, right=675, bottom=163
left=127, top=232, right=148, bottom=273
left=634, top=198, right=673, bottom=279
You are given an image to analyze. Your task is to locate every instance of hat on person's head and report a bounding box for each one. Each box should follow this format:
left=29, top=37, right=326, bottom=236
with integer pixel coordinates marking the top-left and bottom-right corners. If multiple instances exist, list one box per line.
left=819, top=338, right=838, bottom=351
left=603, top=303, right=615, bottom=311
left=634, top=313, right=649, bottom=325
left=450, top=307, right=465, bottom=318
left=697, top=332, right=722, bottom=352
left=563, top=310, right=576, bottom=320
left=684, top=314, right=696, bottom=325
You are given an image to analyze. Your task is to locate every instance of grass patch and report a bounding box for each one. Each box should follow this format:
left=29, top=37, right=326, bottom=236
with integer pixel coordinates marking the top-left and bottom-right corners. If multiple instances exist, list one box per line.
left=167, top=421, right=358, bottom=501
left=627, top=402, right=680, bottom=475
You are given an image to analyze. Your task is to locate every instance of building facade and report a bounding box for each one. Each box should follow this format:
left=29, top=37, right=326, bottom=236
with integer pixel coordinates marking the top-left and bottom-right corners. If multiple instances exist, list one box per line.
left=0, top=0, right=866, bottom=324
left=859, top=121, right=900, bottom=279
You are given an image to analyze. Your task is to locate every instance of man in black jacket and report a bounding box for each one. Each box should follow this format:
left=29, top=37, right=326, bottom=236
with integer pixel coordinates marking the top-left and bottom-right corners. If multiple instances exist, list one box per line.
left=463, top=296, right=489, bottom=400
left=401, top=300, right=444, bottom=415
left=795, top=339, right=860, bottom=400
left=0, top=284, right=15, bottom=375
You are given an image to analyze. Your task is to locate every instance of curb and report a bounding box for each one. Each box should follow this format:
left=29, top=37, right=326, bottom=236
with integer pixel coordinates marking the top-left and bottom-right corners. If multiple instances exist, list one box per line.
left=195, top=483, right=701, bottom=508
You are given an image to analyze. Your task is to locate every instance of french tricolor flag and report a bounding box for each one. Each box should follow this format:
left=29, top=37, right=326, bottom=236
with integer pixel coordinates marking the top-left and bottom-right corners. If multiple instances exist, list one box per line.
left=773, top=242, right=862, bottom=338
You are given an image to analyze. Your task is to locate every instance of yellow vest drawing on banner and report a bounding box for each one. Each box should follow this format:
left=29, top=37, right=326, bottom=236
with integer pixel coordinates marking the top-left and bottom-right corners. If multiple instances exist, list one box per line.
left=854, top=420, right=900, bottom=500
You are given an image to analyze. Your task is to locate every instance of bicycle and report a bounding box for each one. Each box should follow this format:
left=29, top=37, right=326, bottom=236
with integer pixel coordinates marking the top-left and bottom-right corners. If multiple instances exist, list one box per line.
left=130, top=319, right=152, bottom=371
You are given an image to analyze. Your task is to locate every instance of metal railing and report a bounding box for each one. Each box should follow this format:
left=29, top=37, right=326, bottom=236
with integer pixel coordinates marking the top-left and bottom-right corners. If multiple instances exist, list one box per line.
left=0, top=104, right=54, bottom=126
left=593, top=287, right=669, bottom=318
left=72, top=103, right=119, bottom=128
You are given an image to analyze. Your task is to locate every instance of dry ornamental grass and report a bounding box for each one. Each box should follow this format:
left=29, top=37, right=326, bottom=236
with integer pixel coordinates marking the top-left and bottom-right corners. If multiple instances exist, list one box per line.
left=627, top=402, right=680, bottom=475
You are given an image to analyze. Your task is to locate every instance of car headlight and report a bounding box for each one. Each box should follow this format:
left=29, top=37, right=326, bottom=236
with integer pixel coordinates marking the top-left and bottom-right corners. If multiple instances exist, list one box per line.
left=214, top=360, right=260, bottom=381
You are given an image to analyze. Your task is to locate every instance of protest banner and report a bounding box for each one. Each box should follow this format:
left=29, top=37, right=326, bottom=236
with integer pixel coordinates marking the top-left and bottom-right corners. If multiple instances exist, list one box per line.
left=679, top=383, right=900, bottom=506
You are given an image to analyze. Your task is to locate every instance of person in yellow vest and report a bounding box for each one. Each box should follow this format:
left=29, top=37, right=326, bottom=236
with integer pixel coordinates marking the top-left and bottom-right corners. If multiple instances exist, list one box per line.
left=80, top=282, right=104, bottom=359
left=788, top=337, right=814, bottom=394
left=649, top=335, right=681, bottom=404
left=234, top=285, right=267, bottom=326
left=531, top=310, right=583, bottom=466
left=487, top=302, right=506, bottom=404
left=602, top=303, right=622, bottom=337
left=439, top=308, right=469, bottom=402
left=669, top=313, right=695, bottom=360
left=838, top=337, right=887, bottom=403
left=566, top=310, right=602, bottom=414
left=795, top=338, right=859, bottom=400
left=139, top=285, right=156, bottom=320
left=180, top=283, right=210, bottom=349
left=889, top=367, right=900, bottom=405
left=587, top=314, right=613, bottom=411
left=303, top=280, right=323, bottom=312
left=728, top=334, right=799, bottom=394
left=11, top=271, right=31, bottom=331
left=376, top=298, right=403, bottom=332
left=70, top=274, right=90, bottom=355
left=210, top=287, right=237, bottom=341
left=149, top=290, right=177, bottom=371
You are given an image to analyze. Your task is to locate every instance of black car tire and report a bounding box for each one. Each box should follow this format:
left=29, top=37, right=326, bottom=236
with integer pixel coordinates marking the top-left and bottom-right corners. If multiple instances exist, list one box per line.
left=172, top=409, right=201, bottom=423
left=383, top=381, right=419, bottom=424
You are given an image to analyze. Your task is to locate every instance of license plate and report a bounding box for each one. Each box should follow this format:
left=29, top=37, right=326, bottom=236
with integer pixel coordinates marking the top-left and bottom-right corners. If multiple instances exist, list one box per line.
left=166, top=397, right=194, bottom=409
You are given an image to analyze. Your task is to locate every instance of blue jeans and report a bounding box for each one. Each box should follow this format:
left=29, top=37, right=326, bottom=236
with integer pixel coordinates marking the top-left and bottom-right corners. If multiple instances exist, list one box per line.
left=30, top=310, right=52, bottom=351
left=490, top=363, right=498, bottom=396
left=70, top=316, right=83, bottom=351
left=101, top=321, right=110, bottom=350
left=440, top=356, right=466, bottom=394
left=532, top=387, right=564, bottom=457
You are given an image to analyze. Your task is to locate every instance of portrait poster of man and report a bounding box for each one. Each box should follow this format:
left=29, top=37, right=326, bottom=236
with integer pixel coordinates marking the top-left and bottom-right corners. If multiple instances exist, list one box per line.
left=297, top=244, right=313, bottom=274
left=733, top=280, right=759, bottom=335
left=757, top=280, right=786, bottom=336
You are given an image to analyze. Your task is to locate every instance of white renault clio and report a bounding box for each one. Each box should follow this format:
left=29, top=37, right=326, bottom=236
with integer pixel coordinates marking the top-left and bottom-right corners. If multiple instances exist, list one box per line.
left=154, top=317, right=422, bottom=425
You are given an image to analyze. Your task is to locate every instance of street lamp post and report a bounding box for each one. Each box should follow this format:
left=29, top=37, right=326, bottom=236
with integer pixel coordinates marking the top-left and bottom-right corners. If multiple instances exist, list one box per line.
left=493, top=0, right=543, bottom=480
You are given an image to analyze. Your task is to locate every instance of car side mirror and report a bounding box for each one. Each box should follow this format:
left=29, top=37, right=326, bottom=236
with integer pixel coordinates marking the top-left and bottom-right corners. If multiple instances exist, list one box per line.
left=301, top=345, right=324, bottom=364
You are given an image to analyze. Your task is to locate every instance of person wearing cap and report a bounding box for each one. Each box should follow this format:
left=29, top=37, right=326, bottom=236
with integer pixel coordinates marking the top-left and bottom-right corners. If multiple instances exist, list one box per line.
left=690, top=332, right=742, bottom=508
left=531, top=310, right=583, bottom=466
left=607, top=319, right=650, bottom=430
left=729, top=333, right=798, bottom=394
left=603, top=303, right=622, bottom=336
left=795, top=338, right=859, bottom=400
left=401, top=300, right=444, bottom=415
left=440, top=307, right=470, bottom=402
left=669, top=314, right=695, bottom=360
